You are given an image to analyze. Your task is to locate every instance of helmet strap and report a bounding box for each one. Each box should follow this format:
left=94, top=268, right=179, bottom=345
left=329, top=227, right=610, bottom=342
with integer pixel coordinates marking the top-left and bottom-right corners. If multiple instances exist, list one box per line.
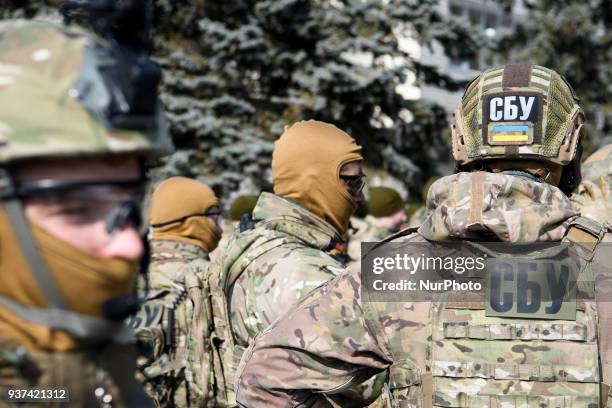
left=0, top=168, right=69, bottom=309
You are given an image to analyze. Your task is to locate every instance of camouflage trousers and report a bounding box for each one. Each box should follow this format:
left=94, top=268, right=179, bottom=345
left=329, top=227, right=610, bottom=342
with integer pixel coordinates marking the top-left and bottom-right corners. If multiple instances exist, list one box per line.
left=0, top=341, right=153, bottom=408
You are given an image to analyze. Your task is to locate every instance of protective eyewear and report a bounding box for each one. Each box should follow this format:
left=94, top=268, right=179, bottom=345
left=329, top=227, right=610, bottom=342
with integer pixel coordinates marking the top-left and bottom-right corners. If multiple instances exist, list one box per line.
left=11, top=179, right=146, bottom=234
left=150, top=209, right=222, bottom=228
left=339, top=173, right=366, bottom=196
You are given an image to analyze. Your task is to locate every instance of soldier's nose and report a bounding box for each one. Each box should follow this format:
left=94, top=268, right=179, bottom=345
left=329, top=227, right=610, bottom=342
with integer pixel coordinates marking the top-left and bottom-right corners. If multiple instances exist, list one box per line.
left=102, top=227, right=144, bottom=261
left=354, top=191, right=365, bottom=205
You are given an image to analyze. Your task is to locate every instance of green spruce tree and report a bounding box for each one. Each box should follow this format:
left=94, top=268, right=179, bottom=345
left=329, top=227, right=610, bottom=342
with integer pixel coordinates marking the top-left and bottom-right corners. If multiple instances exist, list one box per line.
left=494, top=0, right=612, bottom=153
left=153, top=0, right=479, bottom=199
left=1, top=0, right=480, bottom=201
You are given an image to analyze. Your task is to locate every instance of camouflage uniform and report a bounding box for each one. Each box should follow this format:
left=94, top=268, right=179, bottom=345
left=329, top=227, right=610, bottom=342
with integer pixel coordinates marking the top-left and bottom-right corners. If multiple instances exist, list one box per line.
left=571, top=144, right=612, bottom=224
left=218, top=192, right=348, bottom=343
left=236, top=172, right=612, bottom=407
left=210, top=218, right=236, bottom=264
left=131, top=241, right=213, bottom=407
left=407, top=206, right=428, bottom=227
left=348, top=215, right=391, bottom=261
left=133, top=177, right=221, bottom=407
left=208, top=193, right=346, bottom=399
left=236, top=65, right=612, bottom=406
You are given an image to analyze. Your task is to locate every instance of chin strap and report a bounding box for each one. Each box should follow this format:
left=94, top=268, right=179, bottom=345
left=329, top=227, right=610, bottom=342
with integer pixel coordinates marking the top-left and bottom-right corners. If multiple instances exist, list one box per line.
left=0, top=169, right=68, bottom=309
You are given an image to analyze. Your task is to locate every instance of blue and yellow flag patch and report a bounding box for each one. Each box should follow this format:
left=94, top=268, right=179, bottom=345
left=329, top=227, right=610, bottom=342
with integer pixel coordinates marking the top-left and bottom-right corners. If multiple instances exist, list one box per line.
left=491, top=125, right=529, bottom=142
left=487, top=122, right=534, bottom=145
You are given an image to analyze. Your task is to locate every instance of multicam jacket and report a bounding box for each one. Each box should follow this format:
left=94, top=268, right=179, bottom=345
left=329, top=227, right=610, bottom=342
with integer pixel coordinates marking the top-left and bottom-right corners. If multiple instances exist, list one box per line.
left=210, top=218, right=236, bottom=264
left=209, top=192, right=386, bottom=406
left=571, top=145, right=612, bottom=224
left=236, top=172, right=612, bottom=407
left=408, top=206, right=428, bottom=228
left=348, top=215, right=392, bottom=261
left=131, top=240, right=213, bottom=407
left=220, top=192, right=347, bottom=345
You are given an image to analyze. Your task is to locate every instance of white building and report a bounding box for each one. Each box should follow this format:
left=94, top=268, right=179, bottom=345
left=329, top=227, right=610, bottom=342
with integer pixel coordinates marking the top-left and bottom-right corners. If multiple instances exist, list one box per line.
left=418, top=0, right=528, bottom=113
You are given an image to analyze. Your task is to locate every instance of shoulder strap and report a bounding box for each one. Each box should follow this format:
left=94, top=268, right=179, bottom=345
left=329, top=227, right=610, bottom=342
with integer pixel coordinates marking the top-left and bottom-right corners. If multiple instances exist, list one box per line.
left=223, top=233, right=302, bottom=292
left=2, top=199, right=68, bottom=310
left=564, top=216, right=606, bottom=253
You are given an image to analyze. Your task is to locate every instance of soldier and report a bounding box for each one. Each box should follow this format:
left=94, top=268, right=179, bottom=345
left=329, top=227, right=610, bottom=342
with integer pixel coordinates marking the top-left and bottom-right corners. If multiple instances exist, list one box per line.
left=348, top=186, right=406, bottom=260
left=571, top=144, right=612, bottom=224
left=236, top=64, right=612, bottom=406
left=0, top=17, right=172, bottom=407
left=209, top=120, right=387, bottom=405
left=131, top=177, right=222, bottom=407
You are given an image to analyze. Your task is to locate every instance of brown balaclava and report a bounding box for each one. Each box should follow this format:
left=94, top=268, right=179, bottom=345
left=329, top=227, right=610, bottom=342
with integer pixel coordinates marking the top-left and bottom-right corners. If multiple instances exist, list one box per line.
left=150, top=177, right=221, bottom=252
left=272, top=120, right=363, bottom=238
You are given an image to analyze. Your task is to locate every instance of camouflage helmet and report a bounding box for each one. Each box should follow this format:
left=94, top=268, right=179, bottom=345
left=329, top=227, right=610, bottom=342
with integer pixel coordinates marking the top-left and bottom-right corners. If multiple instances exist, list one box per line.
left=0, top=19, right=173, bottom=164
left=451, top=64, right=584, bottom=168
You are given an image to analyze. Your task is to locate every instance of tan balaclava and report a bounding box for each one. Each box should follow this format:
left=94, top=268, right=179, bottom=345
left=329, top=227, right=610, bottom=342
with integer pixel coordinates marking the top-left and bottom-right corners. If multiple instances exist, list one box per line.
left=150, top=177, right=221, bottom=252
left=0, top=206, right=136, bottom=351
left=272, top=120, right=363, bottom=238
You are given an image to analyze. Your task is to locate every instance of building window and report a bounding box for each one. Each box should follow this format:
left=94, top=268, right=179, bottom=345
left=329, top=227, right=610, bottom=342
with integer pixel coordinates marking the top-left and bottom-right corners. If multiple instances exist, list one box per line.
left=450, top=4, right=463, bottom=16
left=469, top=8, right=481, bottom=26
left=485, top=12, right=498, bottom=29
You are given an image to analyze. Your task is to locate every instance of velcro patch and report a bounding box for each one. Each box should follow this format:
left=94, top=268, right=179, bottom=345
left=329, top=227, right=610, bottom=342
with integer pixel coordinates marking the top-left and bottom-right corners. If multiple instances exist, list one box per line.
left=126, top=303, right=163, bottom=329
left=488, top=123, right=534, bottom=145
left=485, top=258, right=577, bottom=321
left=482, top=92, right=542, bottom=146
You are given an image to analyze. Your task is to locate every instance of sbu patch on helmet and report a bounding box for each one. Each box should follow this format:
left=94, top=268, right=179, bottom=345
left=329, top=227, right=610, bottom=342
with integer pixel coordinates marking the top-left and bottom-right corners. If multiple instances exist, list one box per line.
left=483, top=92, right=542, bottom=146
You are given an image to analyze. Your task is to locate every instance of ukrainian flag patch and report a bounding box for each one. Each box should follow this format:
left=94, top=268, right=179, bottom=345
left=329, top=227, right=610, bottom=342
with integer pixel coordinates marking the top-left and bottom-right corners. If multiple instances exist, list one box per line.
left=492, top=125, right=529, bottom=142
left=487, top=122, right=533, bottom=145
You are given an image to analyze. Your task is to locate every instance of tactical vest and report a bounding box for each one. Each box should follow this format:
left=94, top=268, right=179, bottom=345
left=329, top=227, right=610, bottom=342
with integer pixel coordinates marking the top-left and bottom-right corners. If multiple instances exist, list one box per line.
left=130, top=248, right=217, bottom=407
left=207, top=224, right=306, bottom=407
left=369, top=218, right=612, bottom=408
left=208, top=212, right=350, bottom=406
left=133, top=220, right=338, bottom=407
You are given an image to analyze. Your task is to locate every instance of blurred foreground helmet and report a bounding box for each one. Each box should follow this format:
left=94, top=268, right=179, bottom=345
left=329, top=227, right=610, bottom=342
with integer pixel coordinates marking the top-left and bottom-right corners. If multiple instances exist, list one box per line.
left=0, top=19, right=173, bottom=163
left=451, top=64, right=584, bottom=193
